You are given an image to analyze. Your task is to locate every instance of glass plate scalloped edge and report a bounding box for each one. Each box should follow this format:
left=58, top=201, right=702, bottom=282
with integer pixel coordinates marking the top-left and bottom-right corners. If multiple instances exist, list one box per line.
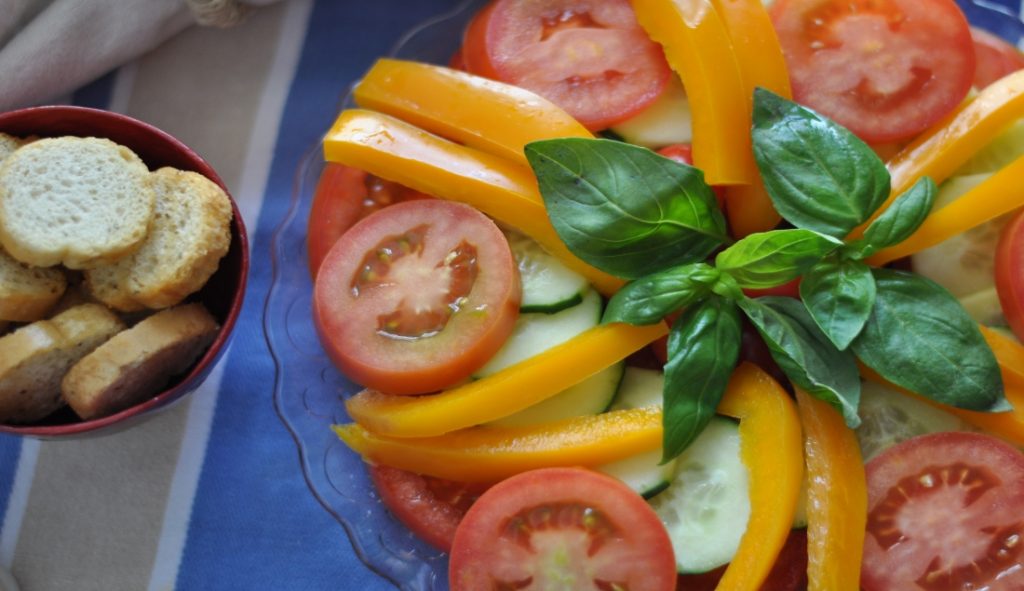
left=265, top=1, right=1024, bottom=590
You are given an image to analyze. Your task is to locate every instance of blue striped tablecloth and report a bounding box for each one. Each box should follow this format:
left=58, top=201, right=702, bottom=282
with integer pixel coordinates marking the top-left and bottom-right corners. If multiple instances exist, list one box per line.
left=0, top=0, right=1021, bottom=589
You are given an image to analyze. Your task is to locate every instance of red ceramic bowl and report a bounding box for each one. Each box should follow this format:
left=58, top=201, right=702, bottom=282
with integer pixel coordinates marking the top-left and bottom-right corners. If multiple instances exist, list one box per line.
left=0, top=105, right=249, bottom=438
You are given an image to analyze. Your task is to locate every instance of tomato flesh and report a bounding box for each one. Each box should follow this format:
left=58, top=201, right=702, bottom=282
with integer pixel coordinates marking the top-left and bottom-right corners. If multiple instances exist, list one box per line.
left=449, top=467, right=675, bottom=591
left=972, top=26, right=1024, bottom=90
left=462, top=0, right=671, bottom=131
left=995, top=208, right=1024, bottom=343
left=862, top=432, right=1024, bottom=591
left=676, top=529, right=808, bottom=591
left=313, top=200, right=520, bottom=395
left=771, top=0, right=975, bottom=143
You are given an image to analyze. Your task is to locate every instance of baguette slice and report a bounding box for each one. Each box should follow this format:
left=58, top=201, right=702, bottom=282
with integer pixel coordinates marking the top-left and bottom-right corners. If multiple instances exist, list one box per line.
left=0, top=247, right=67, bottom=322
left=63, top=303, right=219, bottom=420
left=85, top=167, right=232, bottom=312
left=0, top=304, right=125, bottom=423
left=0, top=133, right=21, bottom=161
left=0, top=136, right=156, bottom=269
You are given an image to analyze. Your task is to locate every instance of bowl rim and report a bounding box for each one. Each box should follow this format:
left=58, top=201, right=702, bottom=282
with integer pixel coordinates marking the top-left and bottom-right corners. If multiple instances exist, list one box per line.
left=0, top=104, right=250, bottom=438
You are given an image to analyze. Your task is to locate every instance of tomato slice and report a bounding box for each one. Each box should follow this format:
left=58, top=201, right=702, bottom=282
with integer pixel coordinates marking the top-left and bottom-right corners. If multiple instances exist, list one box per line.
left=676, top=529, right=808, bottom=591
left=449, top=467, right=676, bottom=591
left=369, top=464, right=489, bottom=552
left=972, top=27, right=1024, bottom=90
left=306, top=163, right=430, bottom=278
left=770, top=0, right=975, bottom=143
left=996, top=208, right=1024, bottom=342
left=313, top=200, right=520, bottom=395
left=861, top=432, right=1024, bottom=591
left=461, top=0, right=671, bottom=131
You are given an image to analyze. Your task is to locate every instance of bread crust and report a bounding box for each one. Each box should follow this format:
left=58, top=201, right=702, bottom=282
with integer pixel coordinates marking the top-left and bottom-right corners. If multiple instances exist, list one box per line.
left=62, top=303, right=219, bottom=420
left=0, top=247, right=67, bottom=322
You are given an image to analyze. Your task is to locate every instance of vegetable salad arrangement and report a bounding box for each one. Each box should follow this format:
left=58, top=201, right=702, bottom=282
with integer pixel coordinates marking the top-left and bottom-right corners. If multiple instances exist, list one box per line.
left=306, top=0, right=1024, bottom=589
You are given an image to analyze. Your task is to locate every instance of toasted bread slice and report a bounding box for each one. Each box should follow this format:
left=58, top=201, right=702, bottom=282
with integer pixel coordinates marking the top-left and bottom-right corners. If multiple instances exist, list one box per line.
left=62, top=303, right=219, bottom=420
left=0, top=133, right=22, bottom=161
left=0, top=247, right=67, bottom=322
left=0, top=303, right=124, bottom=423
left=0, top=136, right=156, bottom=269
left=85, top=167, right=232, bottom=312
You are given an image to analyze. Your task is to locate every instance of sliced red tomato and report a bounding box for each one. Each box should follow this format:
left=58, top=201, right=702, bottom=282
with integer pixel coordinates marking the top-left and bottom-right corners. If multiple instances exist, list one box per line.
left=449, top=467, right=676, bottom=591
left=369, top=464, right=490, bottom=552
left=461, top=0, right=671, bottom=131
left=972, top=27, right=1024, bottom=90
left=306, top=163, right=430, bottom=278
left=995, top=208, right=1024, bottom=342
left=861, top=432, right=1024, bottom=591
left=676, top=529, right=808, bottom=591
left=743, top=278, right=802, bottom=299
left=656, top=144, right=726, bottom=211
left=770, top=0, right=975, bottom=143
left=313, top=200, right=520, bottom=395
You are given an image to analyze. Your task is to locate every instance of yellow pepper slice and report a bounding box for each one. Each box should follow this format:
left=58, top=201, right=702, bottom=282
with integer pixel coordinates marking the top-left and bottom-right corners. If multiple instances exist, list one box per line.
left=345, top=322, right=668, bottom=438
left=631, top=0, right=753, bottom=185
left=853, top=70, right=1024, bottom=236
left=715, top=362, right=804, bottom=591
left=352, top=58, right=592, bottom=166
left=333, top=406, right=662, bottom=483
left=795, top=389, right=867, bottom=591
left=867, top=154, right=1024, bottom=265
left=724, top=182, right=783, bottom=238
left=323, top=109, right=623, bottom=295
left=980, top=325, right=1024, bottom=388
left=710, top=0, right=792, bottom=100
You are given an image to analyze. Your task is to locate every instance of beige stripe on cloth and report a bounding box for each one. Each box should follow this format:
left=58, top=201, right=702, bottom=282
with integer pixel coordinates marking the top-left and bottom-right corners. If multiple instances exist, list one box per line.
left=7, top=4, right=291, bottom=590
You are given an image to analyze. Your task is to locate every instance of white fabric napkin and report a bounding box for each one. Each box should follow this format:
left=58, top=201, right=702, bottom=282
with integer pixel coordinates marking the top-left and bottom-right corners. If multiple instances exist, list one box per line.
left=0, top=0, right=283, bottom=112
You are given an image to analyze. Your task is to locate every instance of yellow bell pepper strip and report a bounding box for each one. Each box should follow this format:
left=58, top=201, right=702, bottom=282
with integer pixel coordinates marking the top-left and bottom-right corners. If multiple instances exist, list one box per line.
left=795, top=388, right=867, bottom=591
left=724, top=182, right=783, bottom=238
left=715, top=362, right=804, bottom=591
left=344, top=322, right=668, bottom=438
left=323, top=109, right=623, bottom=295
left=853, top=70, right=1024, bottom=236
left=710, top=0, right=792, bottom=100
left=352, top=58, right=592, bottom=166
left=333, top=406, right=662, bottom=483
left=631, top=0, right=753, bottom=185
left=980, top=325, right=1024, bottom=388
left=867, top=154, right=1024, bottom=265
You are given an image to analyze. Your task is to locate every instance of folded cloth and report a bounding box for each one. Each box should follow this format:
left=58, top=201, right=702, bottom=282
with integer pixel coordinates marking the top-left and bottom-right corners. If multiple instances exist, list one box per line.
left=0, top=0, right=283, bottom=112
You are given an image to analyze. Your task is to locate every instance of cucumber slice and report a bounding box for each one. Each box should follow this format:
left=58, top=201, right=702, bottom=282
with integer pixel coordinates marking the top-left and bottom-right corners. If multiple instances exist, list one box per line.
left=506, top=230, right=588, bottom=314
left=609, top=366, right=664, bottom=410
left=855, top=380, right=973, bottom=462
left=473, top=289, right=601, bottom=377
left=487, top=362, right=624, bottom=428
left=598, top=448, right=676, bottom=500
left=955, top=119, right=1024, bottom=176
left=649, top=416, right=750, bottom=574
left=608, top=76, right=692, bottom=149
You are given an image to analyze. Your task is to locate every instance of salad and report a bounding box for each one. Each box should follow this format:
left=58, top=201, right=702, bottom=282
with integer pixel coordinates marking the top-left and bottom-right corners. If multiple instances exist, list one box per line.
left=294, top=0, right=1024, bottom=589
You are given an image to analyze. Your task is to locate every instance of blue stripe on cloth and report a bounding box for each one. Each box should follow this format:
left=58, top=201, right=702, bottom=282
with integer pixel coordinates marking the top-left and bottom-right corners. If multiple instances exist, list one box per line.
left=0, top=435, right=21, bottom=531
left=174, top=1, right=464, bottom=589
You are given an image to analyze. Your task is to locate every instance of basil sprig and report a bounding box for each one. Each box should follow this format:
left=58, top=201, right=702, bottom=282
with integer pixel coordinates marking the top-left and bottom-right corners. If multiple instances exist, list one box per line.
left=526, top=89, right=1009, bottom=461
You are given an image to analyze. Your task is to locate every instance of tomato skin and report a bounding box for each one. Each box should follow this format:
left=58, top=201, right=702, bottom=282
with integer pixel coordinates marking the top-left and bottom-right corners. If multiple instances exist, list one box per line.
left=995, top=208, right=1024, bottom=342
left=461, top=0, right=671, bottom=131
left=313, top=200, right=520, bottom=395
left=861, top=432, right=1024, bottom=591
left=306, top=163, right=430, bottom=278
left=770, top=0, right=975, bottom=144
left=972, top=26, right=1024, bottom=89
left=449, top=467, right=676, bottom=591
left=676, top=529, right=808, bottom=591
left=369, top=465, right=489, bottom=552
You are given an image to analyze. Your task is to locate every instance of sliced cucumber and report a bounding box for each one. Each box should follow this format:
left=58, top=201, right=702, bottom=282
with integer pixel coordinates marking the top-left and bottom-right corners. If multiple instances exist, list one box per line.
left=473, top=289, right=601, bottom=377
left=608, top=76, right=692, bottom=149
left=960, top=286, right=1008, bottom=327
left=487, top=362, right=624, bottom=428
left=649, top=416, right=750, bottom=574
left=955, top=119, right=1024, bottom=176
left=505, top=230, right=589, bottom=314
left=855, top=379, right=973, bottom=462
left=609, top=366, right=664, bottom=410
left=598, top=448, right=676, bottom=500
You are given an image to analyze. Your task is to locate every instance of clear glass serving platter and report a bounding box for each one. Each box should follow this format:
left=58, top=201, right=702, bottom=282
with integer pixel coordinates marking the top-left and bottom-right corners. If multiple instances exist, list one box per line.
left=265, top=1, right=1024, bottom=590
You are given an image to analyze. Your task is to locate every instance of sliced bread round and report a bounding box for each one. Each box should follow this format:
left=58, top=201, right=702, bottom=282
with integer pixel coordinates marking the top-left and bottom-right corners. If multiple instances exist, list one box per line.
left=0, top=303, right=124, bottom=423
left=0, top=133, right=22, bottom=161
left=0, top=247, right=67, bottom=322
left=62, top=303, right=219, bottom=420
left=0, top=136, right=157, bottom=269
left=85, top=167, right=232, bottom=312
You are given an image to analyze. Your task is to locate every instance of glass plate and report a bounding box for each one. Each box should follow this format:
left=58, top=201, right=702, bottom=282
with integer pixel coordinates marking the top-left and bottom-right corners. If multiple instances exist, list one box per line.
left=266, top=2, right=1024, bottom=590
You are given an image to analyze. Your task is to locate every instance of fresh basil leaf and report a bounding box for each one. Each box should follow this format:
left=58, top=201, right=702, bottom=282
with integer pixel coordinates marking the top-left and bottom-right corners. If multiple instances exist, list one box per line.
left=800, top=258, right=876, bottom=350
left=853, top=177, right=937, bottom=258
left=603, top=263, right=719, bottom=325
left=851, top=268, right=1008, bottom=411
left=525, top=138, right=729, bottom=278
left=738, top=296, right=862, bottom=426
left=663, top=297, right=742, bottom=461
left=751, top=88, right=891, bottom=238
left=715, top=228, right=841, bottom=289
